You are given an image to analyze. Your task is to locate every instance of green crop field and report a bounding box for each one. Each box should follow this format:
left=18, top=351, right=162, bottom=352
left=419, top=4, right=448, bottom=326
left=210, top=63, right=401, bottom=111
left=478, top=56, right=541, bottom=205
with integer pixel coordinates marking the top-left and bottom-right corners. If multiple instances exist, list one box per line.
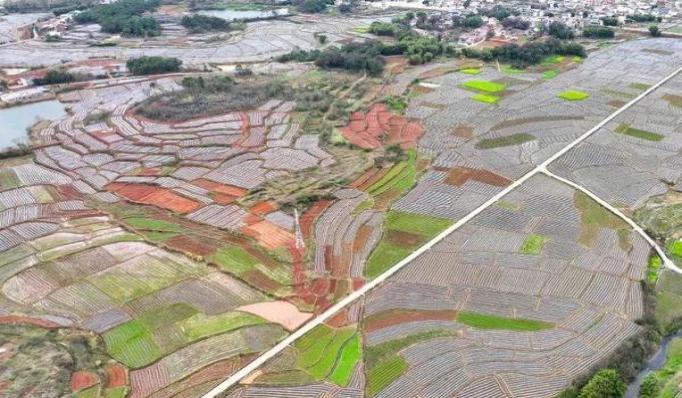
left=210, top=246, right=262, bottom=274
left=502, top=65, right=523, bottom=75
left=541, top=55, right=564, bottom=66
left=366, top=211, right=452, bottom=278
left=179, top=311, right=265, bottom=341
left=295, top=325, right=357, bottom=381
left=367, top=355, right=408, bottom=397
left=542, top=70, right=559, bottom=80
left=459, top=68, right=481, bottom=75
left=456, top=311, right=553, bottom=331
left=462, top=80, right=506, bottom=93
left=472, top=93, right=500, bottom=104
left=328, top=334, right=362, bottom=386
left=557, top=90, right=590, bottom=101
left=669, top=240, right=682, bottom=260
left=615, top=124, right=665, bottom=142
left=520, top=234, right=549, bottom=255
left=475, top=133, right=536, bottom=149
left=574, top=191, right=629, bottom=248
left=103, top=320, right=163, bottom=368
left=367, top=150, right=417, bottom=197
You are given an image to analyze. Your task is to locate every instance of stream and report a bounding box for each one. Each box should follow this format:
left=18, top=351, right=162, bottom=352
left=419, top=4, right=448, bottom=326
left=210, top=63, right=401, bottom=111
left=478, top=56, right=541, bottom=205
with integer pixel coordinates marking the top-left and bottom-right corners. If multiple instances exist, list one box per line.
left=625, top=330, right=682, bottom=398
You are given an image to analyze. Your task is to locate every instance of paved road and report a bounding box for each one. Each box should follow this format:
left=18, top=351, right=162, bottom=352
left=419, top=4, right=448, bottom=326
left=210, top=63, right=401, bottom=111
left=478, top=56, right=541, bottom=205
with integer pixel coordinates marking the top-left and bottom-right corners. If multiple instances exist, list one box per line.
left=203, top=64, right=682, bottom=398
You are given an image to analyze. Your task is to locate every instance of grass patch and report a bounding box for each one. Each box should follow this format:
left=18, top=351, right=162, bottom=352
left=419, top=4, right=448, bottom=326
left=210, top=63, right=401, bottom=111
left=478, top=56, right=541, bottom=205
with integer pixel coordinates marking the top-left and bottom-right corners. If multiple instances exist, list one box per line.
left=557, top=90, right=590, bottom=101
left=656, top=271, right=682, bottom=328
left=209, top=246, right=261, bottom=274
left=459, top=67, right=481, bottom=75
left=648, top=254, right=662, bottom=284
left=366, top=355, right=408, bottom=397
left=364, top=330, right=457, bottom=370
left=542, top=70, right=559, bottom=80
left=383, top=96, right=408, bottom=114
left=103, top=387, right=129, bottom=398
left=179, top=311, right=266, bottom=341
left=501, top=65, right=523, bottom=75
left=519, top=234, right=549, bottom=255
left=668, top=240, right=682, bottom=261
left=103, top=320, right=163, bottom=368
left=365, top=211, right=452, bottom=278
left=328, top=334, right=362, bottom=386
left=541, top=55, right=564, bottom=66
left=574, top=191, right=629, bottom=248
left=629, top=82, right=651, bottom=90
left=615, top=123, right=664, bottom=142
left=456, top=311, right=553, bottom=331
left=475, top=133, right=535, bottom=149
left=462, top=80, right=506, bottom=93
left=366, top=149, right=417, bottom=197
left=295, top=325, right=356, bottom=380
left=495, top=200, right=520, bottom=211
left=471, top=93, right=499, bottom=104
left=352, top=26, right=369, bottom=33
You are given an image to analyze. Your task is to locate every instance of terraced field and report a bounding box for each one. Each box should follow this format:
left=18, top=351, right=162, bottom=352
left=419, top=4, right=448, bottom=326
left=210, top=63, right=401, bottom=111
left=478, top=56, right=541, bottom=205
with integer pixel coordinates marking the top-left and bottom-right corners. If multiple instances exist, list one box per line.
left=2, top=36, right=682, bottom=398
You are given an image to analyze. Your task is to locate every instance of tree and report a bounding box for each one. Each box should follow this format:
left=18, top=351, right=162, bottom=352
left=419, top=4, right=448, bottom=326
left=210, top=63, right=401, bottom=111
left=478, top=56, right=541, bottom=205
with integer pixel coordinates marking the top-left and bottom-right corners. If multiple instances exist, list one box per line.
left=649, top=25, right=661, bottom=37
left=583, top=26, right=615, bottom=38
left=297, top=0, right=330, bottom=14
left=638, top=374, right=660, bottom=398
left=602, top=16, right=618, bottom=26
left=578, top=369, right=626, bottom=398
left=33, top=69, right=75, bottom=85
left=126, top=56, right=182, bottom=75
left=462, top=15, right=484, bottom=28
left=547, top=21, right=575, bottom=39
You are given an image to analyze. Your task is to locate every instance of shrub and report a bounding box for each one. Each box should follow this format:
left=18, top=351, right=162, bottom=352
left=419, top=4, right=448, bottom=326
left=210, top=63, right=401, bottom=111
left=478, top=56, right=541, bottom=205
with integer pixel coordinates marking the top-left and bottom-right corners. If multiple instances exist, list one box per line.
left=462, top=15, right=484, bottom=28
left=296, top=0, right=330, bottom=13
left=649, top=25, right=662, bottom=37
left=578, top=369, right=626, bottom=398
left=181, top=14, right=231, bottom=32
left=34, top=69, right=75, bottom=85
left=583, top=26, right=615, bottom=38
left=501, top=17, right=531, bottom=30
left=126, top=56, right=182, bottom=75
left=547, top=21, right=575, bottom=39
left=602, top=16, right=619, bottom=26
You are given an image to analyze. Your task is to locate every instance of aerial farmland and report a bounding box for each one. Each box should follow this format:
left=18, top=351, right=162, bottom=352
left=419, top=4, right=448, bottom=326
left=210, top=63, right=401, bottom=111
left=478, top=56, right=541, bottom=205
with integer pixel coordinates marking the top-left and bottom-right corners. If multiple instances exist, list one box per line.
left=1, top=1, right=682, bottom=397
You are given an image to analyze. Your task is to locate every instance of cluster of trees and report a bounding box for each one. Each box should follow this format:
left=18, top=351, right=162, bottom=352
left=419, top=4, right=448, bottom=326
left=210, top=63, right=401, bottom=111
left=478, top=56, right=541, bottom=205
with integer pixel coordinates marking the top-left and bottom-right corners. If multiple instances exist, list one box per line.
left=583, top=26, right=615, bottom=38
left=33, top=69, right=75, bottom=85
left=501, top=17, right=531, bottom=30
left=4, top=0, right=95, bottom=13
left=479, top=5, right=517, bottom=20
left=279, top=41, right=385, bottom=75
left=180, top=14, right=233, bottom=33
left=72, top=0, right=161, bottom=37
left=546, top=21, right=575, bottom=39
left=461, top=38, right=586, bottom=67
left=560, top=369, right=627, bottom=398
left=295, top=0, right=332, bottom=14
left=601, top=16, right=619, bottom=26
left=627, top=14, right=662, bottom=23
left=126, top=56, right=182, bottom=75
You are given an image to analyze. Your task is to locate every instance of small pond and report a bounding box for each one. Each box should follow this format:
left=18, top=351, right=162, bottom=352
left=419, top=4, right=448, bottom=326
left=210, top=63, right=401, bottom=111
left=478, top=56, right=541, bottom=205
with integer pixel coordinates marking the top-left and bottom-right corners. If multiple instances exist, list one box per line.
left=0, top=100, right=66, bottom=151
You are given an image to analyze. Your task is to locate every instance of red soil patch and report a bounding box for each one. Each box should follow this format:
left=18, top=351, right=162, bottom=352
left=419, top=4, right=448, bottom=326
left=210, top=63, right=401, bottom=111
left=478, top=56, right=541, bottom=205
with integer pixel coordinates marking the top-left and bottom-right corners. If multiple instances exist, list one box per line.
left=193, top=179, right=248, bottom=197
left=71, top=371, right=100, bottom=391
left=249, top=201, right=277, bottom=217
left=243, top=269, right=280, bottom=292
left=136, top=167, right=162, bottom=176
left=442, top=167, right=512, bottom=187
left=418, top=66, right=460, bottom=79
left=387, top=230, right=422, bottom=246
left=241, top=220, right=294, bottom=250
left=385, top=55, right=408, bottom=74
left=364, top=309, right=458, bottom=333
left=106, top=183, right=201, bottom=213
left=105, top=364, right=128, bottom=388
left=0, top=343, right=14, bottom=361
left=0, top=315, right=60, bottom=328
left=352, top=278, right=365, bottom=290
left=339, top=103, right=424, bottom=150
left=326, top=309, right=350, bottom=328
left=300, top=200, right=333, bottom=239
left=166, top=235, right=216, bottom=257
left=453, top=125, right=474, bottom=139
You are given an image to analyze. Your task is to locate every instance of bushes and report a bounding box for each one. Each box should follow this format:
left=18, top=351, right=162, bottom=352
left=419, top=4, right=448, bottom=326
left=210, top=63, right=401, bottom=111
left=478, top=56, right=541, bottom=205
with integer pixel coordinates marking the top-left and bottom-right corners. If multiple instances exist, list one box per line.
left=368, top=21, right=398, bottom=36
left=649, top=25, right=662, bottom=37
left=547, top=21, right=575, bottom=39
left=462, top=38, right=586, bottom=68
left=628, top=14, right=662, bottom=23
left=578, top=369, right=626, bottom=398
left=602, top=16, right=619, bottom=26
left=462, top=15, right=484, bottom=28
left=33, top=69, right=75, bottom=85
left=296, top=0, right=331, bottom=13
left=501, top=17, right=531, bottom=30
left=73, top=0, right=160, bottom=37
left=180, top=14, right=231, bottom=32
left=126, top=56, right=182, bottom=75
left=279, top=41, right=385, bottom=75
left=583, top=26, right=615, bottom=38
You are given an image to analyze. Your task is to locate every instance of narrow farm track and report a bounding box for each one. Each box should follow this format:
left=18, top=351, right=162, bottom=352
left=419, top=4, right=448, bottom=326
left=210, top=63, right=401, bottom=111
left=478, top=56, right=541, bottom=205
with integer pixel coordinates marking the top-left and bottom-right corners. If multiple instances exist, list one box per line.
left=203, top=65, right=682, bottom=398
